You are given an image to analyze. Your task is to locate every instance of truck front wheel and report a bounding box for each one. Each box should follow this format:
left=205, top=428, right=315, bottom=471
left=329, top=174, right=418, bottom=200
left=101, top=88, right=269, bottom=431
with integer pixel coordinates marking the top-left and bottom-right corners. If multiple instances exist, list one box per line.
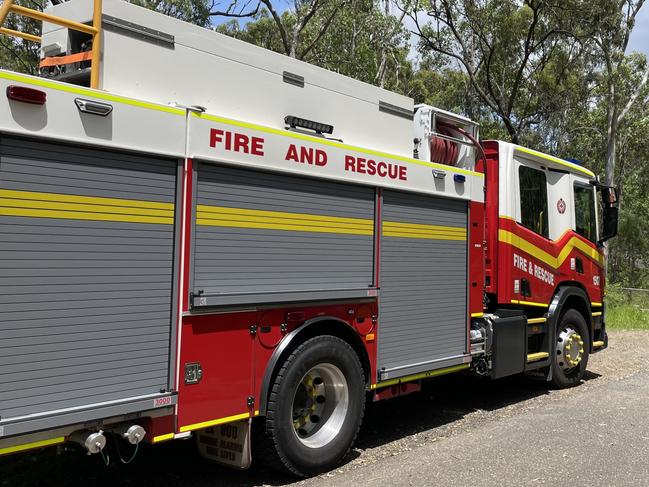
left=551, top=309, right=590, bottom=388
left=260, top=335, right=365, bottom=476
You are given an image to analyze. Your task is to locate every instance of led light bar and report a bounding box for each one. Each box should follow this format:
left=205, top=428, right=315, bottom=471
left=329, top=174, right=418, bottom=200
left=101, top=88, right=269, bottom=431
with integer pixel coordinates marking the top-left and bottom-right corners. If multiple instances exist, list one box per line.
left=284, top=115, right=334, bottom=135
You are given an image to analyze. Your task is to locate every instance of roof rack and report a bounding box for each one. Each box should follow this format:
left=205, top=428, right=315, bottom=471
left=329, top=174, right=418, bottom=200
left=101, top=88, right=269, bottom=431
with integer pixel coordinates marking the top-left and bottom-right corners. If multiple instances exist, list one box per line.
left=0, top=0, right=102, bottom=88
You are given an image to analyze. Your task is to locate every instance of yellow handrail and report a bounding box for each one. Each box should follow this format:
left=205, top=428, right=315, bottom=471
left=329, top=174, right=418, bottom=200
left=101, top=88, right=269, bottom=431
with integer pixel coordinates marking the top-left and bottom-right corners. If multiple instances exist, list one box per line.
left=0, top=26, right=39, bottom=43
left=0, top=0, right=13, bottom=25
left=0, top=0, right=102, bottom=89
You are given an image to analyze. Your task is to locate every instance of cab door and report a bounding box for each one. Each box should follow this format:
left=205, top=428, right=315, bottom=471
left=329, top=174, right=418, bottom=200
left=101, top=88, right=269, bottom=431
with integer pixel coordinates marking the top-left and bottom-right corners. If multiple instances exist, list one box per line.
left=511, top=154, right=567, bottom=305
left=571, top=177, right=602, bottom=302
left=512, top=156, right=551, bottom=304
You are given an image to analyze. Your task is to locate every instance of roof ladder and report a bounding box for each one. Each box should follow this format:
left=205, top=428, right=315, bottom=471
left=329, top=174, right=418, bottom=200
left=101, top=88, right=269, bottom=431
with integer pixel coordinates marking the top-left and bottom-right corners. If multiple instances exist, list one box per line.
left=0, top=0, right=102, bottom=89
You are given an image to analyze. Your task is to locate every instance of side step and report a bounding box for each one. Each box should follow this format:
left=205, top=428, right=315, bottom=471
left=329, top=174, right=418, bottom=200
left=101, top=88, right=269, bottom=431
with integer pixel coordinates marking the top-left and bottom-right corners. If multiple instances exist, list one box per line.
left=527, top=352, right=549, bottom=362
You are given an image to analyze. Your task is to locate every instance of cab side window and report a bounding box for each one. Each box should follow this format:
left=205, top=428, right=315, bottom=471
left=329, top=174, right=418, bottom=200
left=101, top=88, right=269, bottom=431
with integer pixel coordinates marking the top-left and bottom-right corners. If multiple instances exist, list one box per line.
left=574, top=184, right=596, bottom=242
left=519, top=166, right=549, bottom=238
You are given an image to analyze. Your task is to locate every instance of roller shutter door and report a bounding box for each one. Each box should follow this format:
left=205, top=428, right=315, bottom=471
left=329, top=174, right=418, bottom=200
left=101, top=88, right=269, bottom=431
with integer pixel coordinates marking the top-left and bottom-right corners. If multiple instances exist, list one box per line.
left=0, top=136, right=177, bottom=422
left=193, top=163, right=375, bottom=306
left=378, top=190, right=468, bottom=379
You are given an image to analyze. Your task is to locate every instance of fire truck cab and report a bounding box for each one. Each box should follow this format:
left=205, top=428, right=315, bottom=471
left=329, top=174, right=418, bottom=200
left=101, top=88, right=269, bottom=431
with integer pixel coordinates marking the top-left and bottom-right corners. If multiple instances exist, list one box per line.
left=0, top=0, right=618, bottom=477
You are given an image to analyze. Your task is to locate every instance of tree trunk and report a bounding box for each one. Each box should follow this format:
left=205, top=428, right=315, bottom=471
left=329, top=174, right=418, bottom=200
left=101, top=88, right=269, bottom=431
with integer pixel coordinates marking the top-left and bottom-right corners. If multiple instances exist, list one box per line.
left=605, top=82, right=618, bottom=187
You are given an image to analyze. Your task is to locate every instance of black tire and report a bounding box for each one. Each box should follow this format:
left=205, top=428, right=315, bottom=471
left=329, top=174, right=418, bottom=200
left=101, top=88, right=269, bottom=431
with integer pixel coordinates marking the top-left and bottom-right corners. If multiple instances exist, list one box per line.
left=551, top=309, right=590, bottom=388
left=256, top=335, right=365, bottom=477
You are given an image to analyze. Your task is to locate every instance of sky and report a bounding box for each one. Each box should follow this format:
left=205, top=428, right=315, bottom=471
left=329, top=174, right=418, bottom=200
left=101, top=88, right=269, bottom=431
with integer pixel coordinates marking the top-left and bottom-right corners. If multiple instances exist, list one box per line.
left=628, top=7, right=649, bottom=56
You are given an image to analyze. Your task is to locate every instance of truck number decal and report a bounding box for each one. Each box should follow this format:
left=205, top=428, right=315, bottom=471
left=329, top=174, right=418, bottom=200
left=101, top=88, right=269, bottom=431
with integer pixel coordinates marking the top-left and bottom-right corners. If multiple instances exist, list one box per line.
left=153, top=396, right=173, bottom=408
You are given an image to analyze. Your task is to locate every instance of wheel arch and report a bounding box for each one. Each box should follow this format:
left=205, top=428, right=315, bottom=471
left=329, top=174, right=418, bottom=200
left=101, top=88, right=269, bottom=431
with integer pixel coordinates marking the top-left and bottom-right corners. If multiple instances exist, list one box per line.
left=549, top=283, right=593, bottom=344
left=258, top=316, right=371, bottom=416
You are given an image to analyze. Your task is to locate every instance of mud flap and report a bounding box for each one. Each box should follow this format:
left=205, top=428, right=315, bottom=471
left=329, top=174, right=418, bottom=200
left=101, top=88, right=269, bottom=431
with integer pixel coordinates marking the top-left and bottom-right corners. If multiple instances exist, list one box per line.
left=196, top=419, right=252, bottom=469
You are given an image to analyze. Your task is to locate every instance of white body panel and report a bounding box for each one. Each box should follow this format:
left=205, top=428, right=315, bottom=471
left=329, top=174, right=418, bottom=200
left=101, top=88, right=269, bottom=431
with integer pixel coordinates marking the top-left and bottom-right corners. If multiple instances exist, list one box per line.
left=0, top=70, right=483, bottom=202
left=42, top=0, right=414, bottom=157
left=0, top=71, right=185, bottom=159
left=188, top=111, right=484, bottom=202
left=497, top=141, right=595, bottom=223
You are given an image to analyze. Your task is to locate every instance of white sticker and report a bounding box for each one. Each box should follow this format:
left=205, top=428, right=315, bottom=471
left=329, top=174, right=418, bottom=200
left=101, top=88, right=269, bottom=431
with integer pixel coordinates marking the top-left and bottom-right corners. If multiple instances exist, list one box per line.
left=153, top=396, right=173, bottom=408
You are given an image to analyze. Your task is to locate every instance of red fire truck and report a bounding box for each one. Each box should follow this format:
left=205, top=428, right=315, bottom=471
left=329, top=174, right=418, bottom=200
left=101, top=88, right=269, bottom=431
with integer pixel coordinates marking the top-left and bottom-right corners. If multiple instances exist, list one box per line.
left=0, top=0, right=618, bottom=477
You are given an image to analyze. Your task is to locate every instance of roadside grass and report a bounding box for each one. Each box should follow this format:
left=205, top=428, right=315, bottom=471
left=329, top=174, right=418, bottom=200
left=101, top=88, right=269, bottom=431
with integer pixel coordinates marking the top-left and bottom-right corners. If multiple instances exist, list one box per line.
left=605, top=284, right=649, bottom=330
left=606, top=304, right=649, bottom=330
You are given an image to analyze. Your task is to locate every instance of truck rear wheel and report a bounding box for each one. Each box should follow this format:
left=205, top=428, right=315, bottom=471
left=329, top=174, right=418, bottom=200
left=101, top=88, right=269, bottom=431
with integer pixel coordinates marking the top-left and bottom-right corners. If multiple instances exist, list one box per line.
left=259, top=335, right=365, bottom=477
left=551, top=309, right=590, bottom=388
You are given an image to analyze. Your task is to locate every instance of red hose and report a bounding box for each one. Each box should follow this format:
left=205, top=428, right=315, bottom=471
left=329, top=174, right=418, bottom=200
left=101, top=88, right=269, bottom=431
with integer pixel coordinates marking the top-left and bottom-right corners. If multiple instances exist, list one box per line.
left=429, top=124, right=459, bottom=166
left=431, top=121, right=486, bottom=167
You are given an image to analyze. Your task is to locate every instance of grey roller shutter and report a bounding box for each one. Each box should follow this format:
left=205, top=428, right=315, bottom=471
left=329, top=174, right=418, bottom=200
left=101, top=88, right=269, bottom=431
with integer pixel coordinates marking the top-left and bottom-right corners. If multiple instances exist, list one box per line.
left=0, top=136, right=177, bottom=423
left=193, top=163, right=375, bottom=306
left=378, top=190, right=468, bottom=380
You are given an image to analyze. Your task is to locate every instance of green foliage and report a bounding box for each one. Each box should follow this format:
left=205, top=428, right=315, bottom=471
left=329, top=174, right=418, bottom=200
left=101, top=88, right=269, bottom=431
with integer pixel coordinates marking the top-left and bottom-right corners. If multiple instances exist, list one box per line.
left=607, top=304, right=649, bottom=330
left=0, top=0, right=40, bottom=75
left=604, top=284, right=649, bottom=329
left=127, top=0, right=212, bottom=26
left=413, top=0, right=591, bottom=144
left=218, top=1, right=413, bottom=92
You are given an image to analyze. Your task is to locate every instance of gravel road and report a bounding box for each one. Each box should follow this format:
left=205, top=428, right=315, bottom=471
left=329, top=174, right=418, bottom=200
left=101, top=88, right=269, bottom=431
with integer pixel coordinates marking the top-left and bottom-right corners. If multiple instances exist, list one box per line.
left=2, top=330, right=648, bottom=487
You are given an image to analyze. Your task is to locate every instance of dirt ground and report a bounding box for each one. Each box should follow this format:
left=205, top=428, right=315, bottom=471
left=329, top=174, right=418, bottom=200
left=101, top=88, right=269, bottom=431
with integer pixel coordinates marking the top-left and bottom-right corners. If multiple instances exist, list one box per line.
left=1, top=330, right=647, bottom=487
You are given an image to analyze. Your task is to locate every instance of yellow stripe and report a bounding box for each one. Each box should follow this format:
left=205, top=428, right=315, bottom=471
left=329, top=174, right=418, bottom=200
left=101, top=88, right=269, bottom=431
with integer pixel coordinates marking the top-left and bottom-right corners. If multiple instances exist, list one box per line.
left=527, top=352, right=549, bottom=362
left=383, top=221, right=467, bottom=241
left=198, top=215, right=371, bottom=232
left=179, top=412, right=251, bottom=433
left=592, top=311, right=602, bottom=317
left=152, top=433, right=175, bottom=443
left=197, top=205, right=373, bottom=236
left=382, top=221, right=466, bottom=234
left=0, top=437, right=65, bottom=456
left=0, top=189, right=174, bottom=225
left=0, top=71, right=184, bottom=115
left=593, top=340, right=605, bottom=348
left=498, top=229, right=604, bottom=268
left=198, top=205, right=371, bottom=225
left=371, top=363, right=470, bottom=390
left=591, top=302, right=603, bottom=307
left=511, top=299, right=549, bottom=308
left=193, top=112, right=484, bottom=179
left=471, top=312, right=484, bottom=318
left=527, top=317, right=547, bottom=324
left=1, top=196, right=173, bottom=218
left=0, top=189, right=173, bottom=210
left=516, top=147, right=595, bottom=178
left=382, top=230, right=466, bottom=241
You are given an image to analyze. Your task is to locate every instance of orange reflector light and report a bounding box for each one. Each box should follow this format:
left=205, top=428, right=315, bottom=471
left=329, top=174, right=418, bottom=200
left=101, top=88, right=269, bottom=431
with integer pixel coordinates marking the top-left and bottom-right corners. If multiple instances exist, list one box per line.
left=6, top=85, right=46, bottom=105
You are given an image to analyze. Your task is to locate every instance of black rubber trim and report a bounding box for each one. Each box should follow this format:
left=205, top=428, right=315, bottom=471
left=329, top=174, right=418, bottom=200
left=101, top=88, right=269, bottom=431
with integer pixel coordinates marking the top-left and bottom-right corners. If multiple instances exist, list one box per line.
left=379, top=101, right=413, bottom=120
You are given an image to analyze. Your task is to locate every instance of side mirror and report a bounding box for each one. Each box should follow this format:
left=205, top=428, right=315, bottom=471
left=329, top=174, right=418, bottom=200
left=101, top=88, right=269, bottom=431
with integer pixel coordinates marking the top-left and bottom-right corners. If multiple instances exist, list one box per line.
left=598, top=185, right=619, bottom=244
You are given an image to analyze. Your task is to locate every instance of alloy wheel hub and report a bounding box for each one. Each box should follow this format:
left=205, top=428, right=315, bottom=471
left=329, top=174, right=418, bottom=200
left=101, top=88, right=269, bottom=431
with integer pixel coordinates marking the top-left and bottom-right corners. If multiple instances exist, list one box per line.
left=556, top=327, right=584, bottom=371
